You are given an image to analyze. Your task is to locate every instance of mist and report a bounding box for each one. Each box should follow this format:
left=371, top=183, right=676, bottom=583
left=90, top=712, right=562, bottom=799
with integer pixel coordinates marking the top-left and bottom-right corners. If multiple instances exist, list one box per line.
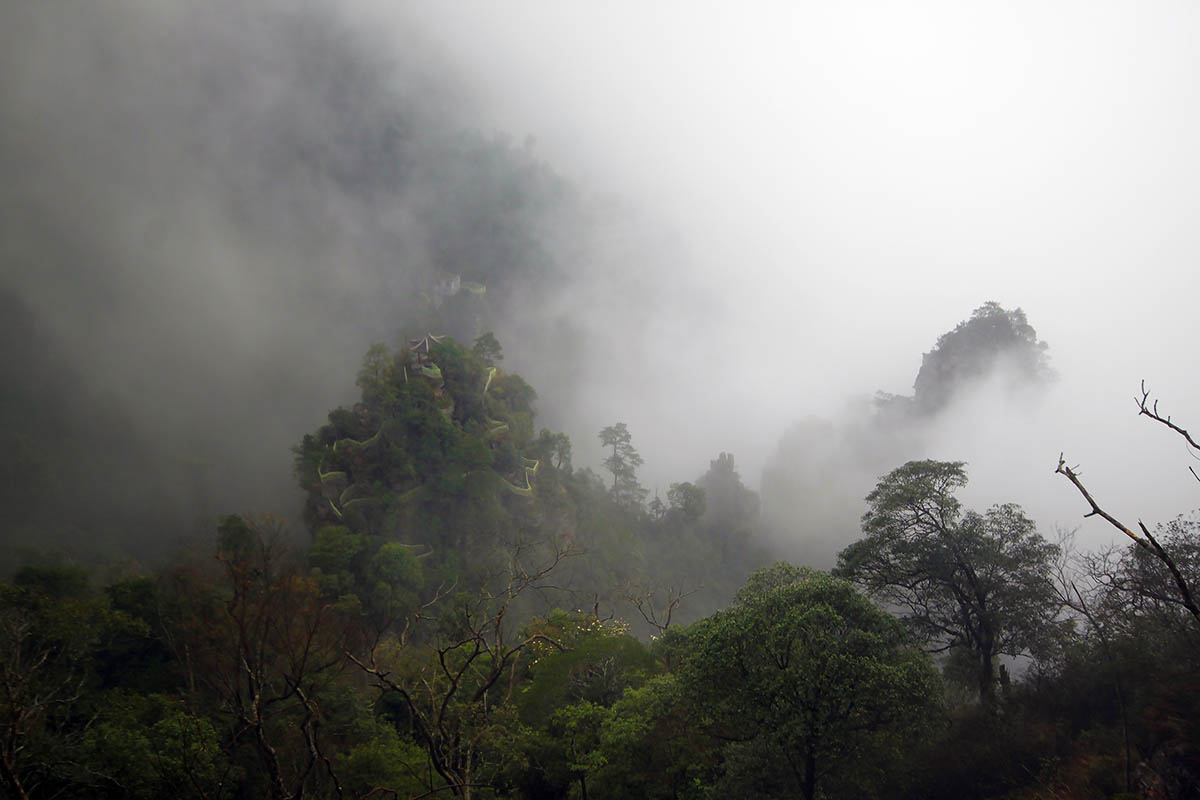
left=398, top=0, right=1200, bottom=559
left=3, top=0, right=1199, bottom=566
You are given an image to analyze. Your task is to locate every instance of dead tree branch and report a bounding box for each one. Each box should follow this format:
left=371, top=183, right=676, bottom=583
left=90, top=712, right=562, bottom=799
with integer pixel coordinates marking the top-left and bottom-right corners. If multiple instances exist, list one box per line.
left=1137, top=381, right=1200, bottom=455
left=346, top=538, right=575, bottom=798
left=622, top=583, right=699, bottom=637
left=1055, top=454, right=1200, bottom=629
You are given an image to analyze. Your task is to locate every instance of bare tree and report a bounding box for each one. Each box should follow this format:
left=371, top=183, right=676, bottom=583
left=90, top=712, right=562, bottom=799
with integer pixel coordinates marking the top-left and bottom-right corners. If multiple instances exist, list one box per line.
left=347, top=539, right=575, bottom=799
left=170, top=516, right=350, bottom=800
left=1056, top=382, right=1200, bottom=630
left=0, top=581, right=98, bottom=800
left=620, top=582, right=698, bottom=638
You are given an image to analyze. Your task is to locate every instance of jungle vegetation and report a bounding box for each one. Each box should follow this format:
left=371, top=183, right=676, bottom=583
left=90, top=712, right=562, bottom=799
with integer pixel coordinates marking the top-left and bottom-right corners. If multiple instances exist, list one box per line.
left=3, top=317, right=1199, bottom=799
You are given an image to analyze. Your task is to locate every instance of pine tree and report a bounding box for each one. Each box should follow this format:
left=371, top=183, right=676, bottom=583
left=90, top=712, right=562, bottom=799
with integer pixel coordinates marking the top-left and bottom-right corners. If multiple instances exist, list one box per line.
left=598, top=423, right=646, bottom=508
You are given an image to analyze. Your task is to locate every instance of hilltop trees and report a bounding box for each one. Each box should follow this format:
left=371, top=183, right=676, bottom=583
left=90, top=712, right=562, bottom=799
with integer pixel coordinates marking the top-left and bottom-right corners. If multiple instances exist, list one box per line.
left=836, top=460, right=1064, bottom=706
left=623, top=451, right=768, bottom=634
left=294, top=336, right=559, bottom=582
left=471, top=331, right=504, bottom=366
left=598, top=423, right=646, bottom=508
left=695, top=452, right=759, bottom=534
left=912, top=301, right=1052, bottom=415
left=761, top=302, right=1054, bottom=568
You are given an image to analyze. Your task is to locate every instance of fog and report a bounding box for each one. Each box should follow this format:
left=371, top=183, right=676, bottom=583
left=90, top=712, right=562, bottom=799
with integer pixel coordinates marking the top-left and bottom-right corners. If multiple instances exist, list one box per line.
left=2, top=0, right=1198, bottom=564
left=392, top=0, right=1200, bottom=559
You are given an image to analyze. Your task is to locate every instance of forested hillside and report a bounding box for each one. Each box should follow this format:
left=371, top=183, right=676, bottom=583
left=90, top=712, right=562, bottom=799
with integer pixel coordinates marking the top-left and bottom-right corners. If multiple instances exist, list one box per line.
left=0, top=1, right=656, bottom=563
left=3, top=328, right=1199, bottom=798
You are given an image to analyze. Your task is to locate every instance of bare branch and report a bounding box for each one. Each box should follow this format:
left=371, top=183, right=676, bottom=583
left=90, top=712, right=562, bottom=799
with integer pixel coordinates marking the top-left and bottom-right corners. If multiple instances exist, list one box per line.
left=1137, top=380, right=1200, bottom=453
left=1055, top=455, right=1141, bottom=546
left=627, top=582, right=699, bottom=638
left=344, top=537, right=575, bottom=797
left=1136, top=521, right=1200, bottom=622
left=1055, top=454, right=1200, bottom=629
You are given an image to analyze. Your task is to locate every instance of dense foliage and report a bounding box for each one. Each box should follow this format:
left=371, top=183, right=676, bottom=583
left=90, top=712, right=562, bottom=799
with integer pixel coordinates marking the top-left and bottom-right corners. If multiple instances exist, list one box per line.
left=3, top=333, right=1198, bottom=799
left=681, top=566, right=940, bottom=800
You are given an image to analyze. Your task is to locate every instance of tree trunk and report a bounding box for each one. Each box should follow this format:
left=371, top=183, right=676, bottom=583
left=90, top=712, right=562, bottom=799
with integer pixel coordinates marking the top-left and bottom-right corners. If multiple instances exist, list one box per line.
left=978, top=650, right=996, bottom=709
left=802, top=751, right=817, bottom=800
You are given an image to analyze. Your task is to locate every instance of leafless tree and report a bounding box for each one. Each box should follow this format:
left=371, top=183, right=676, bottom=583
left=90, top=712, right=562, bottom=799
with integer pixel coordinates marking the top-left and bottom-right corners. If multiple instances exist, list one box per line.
left=169, top=516, right=349, bottom=800
left=621, top=582, right=698, bottom=638
left=1056, top=382, right=1200, bottom=630
left=347, top=538, right=575, bottom=799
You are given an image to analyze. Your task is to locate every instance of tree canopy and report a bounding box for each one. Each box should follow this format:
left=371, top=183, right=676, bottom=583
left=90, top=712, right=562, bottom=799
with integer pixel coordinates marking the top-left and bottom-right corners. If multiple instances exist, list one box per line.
left=682, top=564, right=941, bottom=800
left=835, top=460, right=1064, bottom=705
left=912, top=301, right=1051, bottom=415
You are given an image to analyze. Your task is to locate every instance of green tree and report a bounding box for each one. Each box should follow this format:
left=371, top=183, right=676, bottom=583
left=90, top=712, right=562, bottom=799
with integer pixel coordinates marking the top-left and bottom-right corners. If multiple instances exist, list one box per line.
left=683, top=565, right=940, bottom=800
left=471, top=331, right=503, bottom=366
left=836, top=460, right=1064, bottom=706
left=82, top=691, right=230, bottom=800
left=598, top=423, right=646, bottom=508
left=589, top=673, right=713, bottom=800
left=1099, top=513, right=1200, bottom=639
left=666, top=482, right=705, bottom=523
left=510, top=612, right=657, bottom=799
left=517, top=611, right=655, bottom=723
left=550, top=701, right=607, bottom=800
left=0, top=566, right=189, bottom=800
left=0, top=567, right=103, bottom=800
left=695, top=452, right=758, bottom=532
left=532, top=428, right=572, bottom=472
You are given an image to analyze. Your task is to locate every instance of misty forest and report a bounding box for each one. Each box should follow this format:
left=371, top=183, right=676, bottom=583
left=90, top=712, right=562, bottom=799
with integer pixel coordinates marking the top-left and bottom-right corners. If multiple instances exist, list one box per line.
left=3, top=3, right=1200, bottom=800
